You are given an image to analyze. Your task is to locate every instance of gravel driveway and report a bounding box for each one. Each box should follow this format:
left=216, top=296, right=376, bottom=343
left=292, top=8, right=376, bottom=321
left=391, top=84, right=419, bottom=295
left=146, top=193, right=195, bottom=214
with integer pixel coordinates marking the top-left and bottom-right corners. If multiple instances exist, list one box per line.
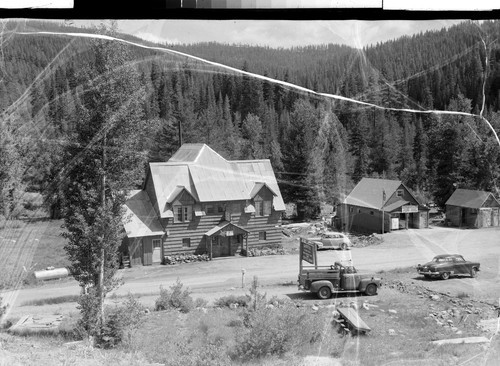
left=3, top=226, right=500, bottom=318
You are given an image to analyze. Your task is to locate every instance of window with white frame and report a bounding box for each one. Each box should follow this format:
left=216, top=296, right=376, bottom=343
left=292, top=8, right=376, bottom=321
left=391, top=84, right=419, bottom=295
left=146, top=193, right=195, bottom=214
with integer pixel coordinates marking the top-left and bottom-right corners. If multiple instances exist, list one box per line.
left=255, top=200, right=263, bottom=216
left=263, top=200, right=272, bottom=216
left=173, top=205, right=192, bottom=223
left=182, top=238, right=191, bottom=248
left=152, top=239, right=161, bottom=249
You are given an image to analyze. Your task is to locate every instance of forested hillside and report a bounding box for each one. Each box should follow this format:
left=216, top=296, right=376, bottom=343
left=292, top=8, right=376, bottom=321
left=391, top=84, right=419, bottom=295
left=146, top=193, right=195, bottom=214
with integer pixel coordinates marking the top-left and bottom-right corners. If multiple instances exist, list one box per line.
left=1, top=19, right=499, bottom=220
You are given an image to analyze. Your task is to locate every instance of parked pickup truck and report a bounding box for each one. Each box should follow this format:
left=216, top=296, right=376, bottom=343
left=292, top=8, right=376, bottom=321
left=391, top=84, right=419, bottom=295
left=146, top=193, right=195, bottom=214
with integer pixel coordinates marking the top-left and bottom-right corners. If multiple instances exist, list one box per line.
left=297, top=238, right=382, bottom=299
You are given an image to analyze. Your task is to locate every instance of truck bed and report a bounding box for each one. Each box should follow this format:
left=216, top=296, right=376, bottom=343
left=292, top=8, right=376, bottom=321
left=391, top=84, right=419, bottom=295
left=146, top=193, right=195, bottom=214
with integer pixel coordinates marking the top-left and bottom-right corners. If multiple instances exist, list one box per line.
left=299, top=268, right=340, bottom=280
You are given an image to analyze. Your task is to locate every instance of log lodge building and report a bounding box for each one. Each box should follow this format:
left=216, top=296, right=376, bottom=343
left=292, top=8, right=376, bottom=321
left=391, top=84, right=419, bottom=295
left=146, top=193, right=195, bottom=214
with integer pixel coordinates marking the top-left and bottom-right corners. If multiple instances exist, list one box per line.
left=121, top=144, right=285, bottom=266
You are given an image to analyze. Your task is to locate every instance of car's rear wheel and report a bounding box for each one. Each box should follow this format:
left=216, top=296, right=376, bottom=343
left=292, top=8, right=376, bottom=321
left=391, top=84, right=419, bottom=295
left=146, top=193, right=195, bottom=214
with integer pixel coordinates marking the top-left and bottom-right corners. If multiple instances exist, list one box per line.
left=423, top=274, right=431, bottom=279
left=440, top=272, right=450, bottom=280
left=317, top=286, right=332, bottom=299
left=470, top=267, right=478, bottom=278
left=340, top=243, right=348, bottom=250
left=364, top=284, right=378, bottom=296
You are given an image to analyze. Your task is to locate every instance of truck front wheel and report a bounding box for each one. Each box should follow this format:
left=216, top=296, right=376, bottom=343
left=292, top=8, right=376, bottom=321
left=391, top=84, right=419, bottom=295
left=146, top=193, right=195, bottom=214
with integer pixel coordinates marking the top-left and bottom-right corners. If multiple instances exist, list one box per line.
left=364, top=284, right=378, bottom=296
left=317, top=286, right=332, bottom=299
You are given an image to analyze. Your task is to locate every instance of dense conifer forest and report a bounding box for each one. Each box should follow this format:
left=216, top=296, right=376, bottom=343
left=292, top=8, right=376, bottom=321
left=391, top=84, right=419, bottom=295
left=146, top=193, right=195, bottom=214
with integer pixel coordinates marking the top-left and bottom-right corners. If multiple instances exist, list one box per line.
left=1, top=19, right=499, bottom=219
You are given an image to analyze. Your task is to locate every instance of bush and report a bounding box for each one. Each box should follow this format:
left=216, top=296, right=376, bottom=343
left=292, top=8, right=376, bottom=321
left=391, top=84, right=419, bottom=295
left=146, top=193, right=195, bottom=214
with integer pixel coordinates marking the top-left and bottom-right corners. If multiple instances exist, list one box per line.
left=194, top=297, right=208, bottom=308
left=98, top=293, right=146, bottom=348
left=155, top=279, right=194, bottom=313
left=214, top=294, right=251, bottom=308
left=231, top=304, right=325, bottom=361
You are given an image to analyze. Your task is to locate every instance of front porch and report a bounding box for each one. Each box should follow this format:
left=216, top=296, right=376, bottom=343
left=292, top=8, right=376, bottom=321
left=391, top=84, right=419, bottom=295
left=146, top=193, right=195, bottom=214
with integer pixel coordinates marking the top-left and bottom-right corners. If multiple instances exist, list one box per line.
left=205, top=221, right=249, bottom=259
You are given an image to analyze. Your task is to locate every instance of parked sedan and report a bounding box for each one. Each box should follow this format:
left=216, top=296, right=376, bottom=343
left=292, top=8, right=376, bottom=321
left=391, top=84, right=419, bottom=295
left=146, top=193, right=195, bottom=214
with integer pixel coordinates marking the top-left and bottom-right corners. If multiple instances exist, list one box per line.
left=417, top=254, right=480, bottom=280
left=310, top=232, right=351, bottom=250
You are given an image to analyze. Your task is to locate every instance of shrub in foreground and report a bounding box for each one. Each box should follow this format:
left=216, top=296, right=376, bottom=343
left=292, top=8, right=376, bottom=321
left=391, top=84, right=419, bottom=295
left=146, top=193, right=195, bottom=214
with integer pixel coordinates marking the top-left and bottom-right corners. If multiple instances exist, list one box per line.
left=214, top=294, right=251, bottom=308
left=98, top=293, right=146, bottom=348
left=231, top=304, right=326, bottom=361
left=155, top=279, right=194, bottom=313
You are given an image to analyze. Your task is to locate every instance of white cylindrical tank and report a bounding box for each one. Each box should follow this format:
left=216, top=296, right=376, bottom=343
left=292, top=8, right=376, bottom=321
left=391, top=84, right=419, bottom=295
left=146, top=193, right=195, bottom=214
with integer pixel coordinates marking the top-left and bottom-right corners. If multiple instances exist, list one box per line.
left=34, top=267, right=70, bottom=281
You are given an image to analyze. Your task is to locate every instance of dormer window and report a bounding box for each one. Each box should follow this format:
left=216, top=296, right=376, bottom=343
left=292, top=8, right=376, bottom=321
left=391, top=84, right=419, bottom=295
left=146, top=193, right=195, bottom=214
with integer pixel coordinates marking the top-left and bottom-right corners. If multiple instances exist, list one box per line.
left=263, top=200, right=272, bottom=216
left=255, top=200, right=263, bottom=216
left=173, top=205, right=192, bottom=223
left=254, top=199, right=272, bottom=217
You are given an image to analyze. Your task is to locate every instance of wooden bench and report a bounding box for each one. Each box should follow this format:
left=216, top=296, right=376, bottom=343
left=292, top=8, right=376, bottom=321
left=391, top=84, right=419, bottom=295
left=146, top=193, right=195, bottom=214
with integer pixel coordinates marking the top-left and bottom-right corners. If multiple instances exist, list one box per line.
left=336, top=307, right=371, bottom=335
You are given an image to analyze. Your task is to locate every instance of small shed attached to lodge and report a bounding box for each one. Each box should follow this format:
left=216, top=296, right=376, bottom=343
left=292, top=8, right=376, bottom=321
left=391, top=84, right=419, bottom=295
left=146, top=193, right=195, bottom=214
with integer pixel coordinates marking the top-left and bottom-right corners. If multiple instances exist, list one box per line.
left=445, top=189, right=500, bottom=228
left=337, top=178, right=429, bottom=234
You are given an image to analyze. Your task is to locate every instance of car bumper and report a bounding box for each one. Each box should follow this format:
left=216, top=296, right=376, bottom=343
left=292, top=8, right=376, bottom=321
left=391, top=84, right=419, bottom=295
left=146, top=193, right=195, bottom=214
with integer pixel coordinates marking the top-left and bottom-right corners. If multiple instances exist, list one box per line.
left=418, top=271, right=440, bottom=276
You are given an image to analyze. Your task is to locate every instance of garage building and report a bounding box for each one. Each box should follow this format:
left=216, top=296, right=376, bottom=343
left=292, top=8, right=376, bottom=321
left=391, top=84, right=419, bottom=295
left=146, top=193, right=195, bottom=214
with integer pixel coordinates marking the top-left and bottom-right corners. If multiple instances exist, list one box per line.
left=337, top=178, right=429, bottom=234
left=445, top=189, right=500, bottom=228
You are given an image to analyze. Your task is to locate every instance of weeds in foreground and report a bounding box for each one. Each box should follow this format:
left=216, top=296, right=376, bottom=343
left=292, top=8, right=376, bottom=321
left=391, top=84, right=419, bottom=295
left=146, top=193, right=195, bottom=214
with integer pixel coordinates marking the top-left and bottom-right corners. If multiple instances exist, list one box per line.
left=214, top=294, right=251, bottom=308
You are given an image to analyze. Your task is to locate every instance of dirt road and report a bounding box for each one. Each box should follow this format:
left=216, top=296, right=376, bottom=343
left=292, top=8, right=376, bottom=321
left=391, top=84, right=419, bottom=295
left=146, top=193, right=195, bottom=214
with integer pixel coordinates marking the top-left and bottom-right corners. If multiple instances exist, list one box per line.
left=3, top=226, right=500, bottom=318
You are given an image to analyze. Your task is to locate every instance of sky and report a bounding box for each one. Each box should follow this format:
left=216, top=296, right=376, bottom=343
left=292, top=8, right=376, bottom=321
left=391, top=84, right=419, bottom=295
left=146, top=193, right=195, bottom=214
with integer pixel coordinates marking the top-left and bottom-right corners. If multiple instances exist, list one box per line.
left=70, top=19, right=466, bottom=49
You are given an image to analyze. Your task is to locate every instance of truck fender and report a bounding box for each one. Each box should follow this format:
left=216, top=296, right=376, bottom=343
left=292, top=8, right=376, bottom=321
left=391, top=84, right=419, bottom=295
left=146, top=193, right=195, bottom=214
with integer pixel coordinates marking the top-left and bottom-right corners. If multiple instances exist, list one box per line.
left=310, top=280, right=334, bottom=293
left=358, top=278, right=378, bottom=292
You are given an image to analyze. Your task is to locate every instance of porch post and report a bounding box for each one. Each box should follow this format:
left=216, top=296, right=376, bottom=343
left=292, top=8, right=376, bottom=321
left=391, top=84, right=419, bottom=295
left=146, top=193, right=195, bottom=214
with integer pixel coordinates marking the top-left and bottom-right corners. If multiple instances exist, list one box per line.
left=245, top=234, right=248, bottom=257
left=209, top=236, right=213, bottom=261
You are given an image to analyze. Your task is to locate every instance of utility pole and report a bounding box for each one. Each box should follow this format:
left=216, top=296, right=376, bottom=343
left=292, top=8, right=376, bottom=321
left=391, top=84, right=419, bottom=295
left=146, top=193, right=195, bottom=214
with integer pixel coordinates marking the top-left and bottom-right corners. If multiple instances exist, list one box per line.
left=178, top=119, right=183, bottom=147
left=382, top=189, right=386, bottom=234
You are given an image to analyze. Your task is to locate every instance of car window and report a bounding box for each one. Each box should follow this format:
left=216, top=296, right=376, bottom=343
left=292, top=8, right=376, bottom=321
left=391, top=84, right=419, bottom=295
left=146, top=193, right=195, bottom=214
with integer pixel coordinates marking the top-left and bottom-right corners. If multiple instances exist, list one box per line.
left=454, top=257, right=465, bottom=262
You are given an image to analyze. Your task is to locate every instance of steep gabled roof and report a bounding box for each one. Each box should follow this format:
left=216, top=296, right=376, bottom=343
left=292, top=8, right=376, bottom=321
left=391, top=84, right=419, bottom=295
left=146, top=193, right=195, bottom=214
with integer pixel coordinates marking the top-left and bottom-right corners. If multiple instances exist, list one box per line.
left=147, top=144, right=286, bottom=216
left=124, top=190, right=164, bottom=238
left=344, top=178, right=403, bottom=209
left=249, top=182, right=278, bottom=198
left=445, top=189, right=500, bottom=209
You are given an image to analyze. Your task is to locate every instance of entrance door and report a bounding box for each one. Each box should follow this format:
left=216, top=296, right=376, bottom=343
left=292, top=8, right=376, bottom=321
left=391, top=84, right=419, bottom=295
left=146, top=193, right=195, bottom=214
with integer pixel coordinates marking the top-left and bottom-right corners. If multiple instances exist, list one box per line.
left=143, top=239, right=153, bottom=266
left=152, top=239, right=162, bottom=264
left=220, top=236, right=231, bottom=256
left=461, top=208, right=467, bottom=225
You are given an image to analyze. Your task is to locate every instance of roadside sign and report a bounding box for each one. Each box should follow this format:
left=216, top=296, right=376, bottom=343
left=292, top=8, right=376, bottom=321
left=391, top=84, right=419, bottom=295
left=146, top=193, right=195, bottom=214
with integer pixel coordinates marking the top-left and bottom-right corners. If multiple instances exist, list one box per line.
left=299, top=238, right=317, bottom=269
left=402, top=205, right=418, bottom=213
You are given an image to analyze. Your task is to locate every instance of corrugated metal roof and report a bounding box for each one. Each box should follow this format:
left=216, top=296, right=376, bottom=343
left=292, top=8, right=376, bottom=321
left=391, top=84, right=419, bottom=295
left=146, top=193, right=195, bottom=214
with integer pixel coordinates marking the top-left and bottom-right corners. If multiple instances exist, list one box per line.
left=148, top=144, right=286, bottom=211
left=445, top=189, right=498, bottom=209
left=344, top=178, right=402, bottom=209
left=235, top=160, right=286, bottom=211
left=123, top=190, right=164, bottom=238
left=384, top=200, right=409, bottom=212
left=149, top=164, right=199, bottom=218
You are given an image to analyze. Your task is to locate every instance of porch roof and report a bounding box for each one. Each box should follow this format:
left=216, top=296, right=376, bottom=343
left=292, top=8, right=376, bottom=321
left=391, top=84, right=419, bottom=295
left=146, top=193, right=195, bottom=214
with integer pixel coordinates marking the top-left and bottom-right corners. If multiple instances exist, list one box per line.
left=204, top=221, right=249, bottom=237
